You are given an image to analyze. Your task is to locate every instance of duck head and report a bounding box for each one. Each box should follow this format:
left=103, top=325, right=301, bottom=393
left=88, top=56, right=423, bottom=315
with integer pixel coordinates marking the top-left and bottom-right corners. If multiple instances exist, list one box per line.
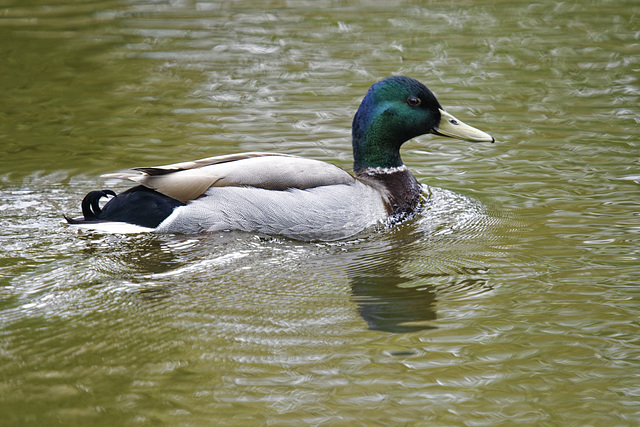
left=352, top=76, right=494, bottom=172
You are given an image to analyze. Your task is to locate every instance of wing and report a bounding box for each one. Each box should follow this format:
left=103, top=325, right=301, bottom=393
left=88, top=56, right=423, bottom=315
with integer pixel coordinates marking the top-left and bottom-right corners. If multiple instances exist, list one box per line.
left=101, top=152, right=355, bottom=203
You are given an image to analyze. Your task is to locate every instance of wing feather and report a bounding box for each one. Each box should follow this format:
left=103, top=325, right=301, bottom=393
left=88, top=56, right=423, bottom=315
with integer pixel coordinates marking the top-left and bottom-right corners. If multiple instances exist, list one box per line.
left=100, top=152, right=354, bottom=203
left=132, top=152, right=291, bottom=175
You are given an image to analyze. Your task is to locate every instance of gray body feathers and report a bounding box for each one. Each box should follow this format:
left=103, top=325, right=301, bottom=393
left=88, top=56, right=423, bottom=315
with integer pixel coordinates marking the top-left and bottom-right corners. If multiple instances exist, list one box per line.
left=102, top=152, right=388, bottom=240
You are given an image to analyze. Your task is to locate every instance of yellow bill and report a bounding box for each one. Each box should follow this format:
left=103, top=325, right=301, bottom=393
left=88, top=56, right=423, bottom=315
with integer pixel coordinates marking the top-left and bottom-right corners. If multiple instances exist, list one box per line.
left=434, top=108, right=494, bottom=143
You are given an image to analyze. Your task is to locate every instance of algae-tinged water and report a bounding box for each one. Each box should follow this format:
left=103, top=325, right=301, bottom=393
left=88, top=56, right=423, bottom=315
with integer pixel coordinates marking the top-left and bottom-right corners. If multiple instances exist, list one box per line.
left=1, top=0, right=639, bottom=424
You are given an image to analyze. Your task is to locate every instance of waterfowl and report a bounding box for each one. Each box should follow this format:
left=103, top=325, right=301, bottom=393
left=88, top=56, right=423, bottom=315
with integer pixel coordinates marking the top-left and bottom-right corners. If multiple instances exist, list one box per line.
left=66, top=76, right=494, bottom=241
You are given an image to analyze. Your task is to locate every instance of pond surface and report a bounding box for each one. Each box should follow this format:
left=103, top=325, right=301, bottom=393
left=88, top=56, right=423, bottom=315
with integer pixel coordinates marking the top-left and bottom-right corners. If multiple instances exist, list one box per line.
left=1, top=0, right=639, bottom=425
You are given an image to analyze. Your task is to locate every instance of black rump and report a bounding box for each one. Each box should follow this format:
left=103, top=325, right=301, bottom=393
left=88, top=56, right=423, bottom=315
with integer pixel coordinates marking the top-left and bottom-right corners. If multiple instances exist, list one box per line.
left=67, top=185, right=185, bottom=228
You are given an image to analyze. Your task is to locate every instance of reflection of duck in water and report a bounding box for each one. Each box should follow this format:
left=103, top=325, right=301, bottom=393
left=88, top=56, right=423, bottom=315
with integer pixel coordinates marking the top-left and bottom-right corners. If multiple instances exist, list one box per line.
left=351, top=266, right=491, bottom=333
left=347, top=224, right=493, bottom=333
left=351, top=272, right=437, bottom=333
left=67, top=76, right=493, bottom=241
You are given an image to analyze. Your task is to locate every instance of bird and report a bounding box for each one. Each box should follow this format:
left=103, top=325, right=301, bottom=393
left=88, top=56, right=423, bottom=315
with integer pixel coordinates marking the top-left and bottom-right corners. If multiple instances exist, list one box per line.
left=65, top=76, right=494, bottom=241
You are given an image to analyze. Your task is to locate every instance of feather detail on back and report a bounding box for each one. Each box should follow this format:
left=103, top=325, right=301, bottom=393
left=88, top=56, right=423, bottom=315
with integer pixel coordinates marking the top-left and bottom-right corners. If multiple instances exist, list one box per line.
left=101, top=152, right=355, bottom=203
left=132, top=152, right=290, bottom=175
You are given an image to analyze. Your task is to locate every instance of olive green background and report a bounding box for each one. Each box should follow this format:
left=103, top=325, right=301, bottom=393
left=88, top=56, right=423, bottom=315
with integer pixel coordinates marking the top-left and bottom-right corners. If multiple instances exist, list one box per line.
left=1, top=0, right=638, bottom=425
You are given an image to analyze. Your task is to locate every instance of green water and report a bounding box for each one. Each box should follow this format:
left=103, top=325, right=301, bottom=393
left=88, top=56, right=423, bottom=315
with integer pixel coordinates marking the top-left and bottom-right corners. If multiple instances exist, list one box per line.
left=1, top=0, right=639, bottom=425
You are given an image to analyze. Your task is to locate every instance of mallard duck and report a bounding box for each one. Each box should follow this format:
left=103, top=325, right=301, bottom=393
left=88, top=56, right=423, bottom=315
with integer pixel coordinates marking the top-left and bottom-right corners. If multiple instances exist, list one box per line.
left=66, top=76, right=494, bottom=241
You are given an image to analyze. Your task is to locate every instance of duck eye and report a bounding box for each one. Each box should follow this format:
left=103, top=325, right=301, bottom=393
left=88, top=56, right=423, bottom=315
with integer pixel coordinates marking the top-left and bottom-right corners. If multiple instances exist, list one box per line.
left=407, top=96, right=421, bottom=107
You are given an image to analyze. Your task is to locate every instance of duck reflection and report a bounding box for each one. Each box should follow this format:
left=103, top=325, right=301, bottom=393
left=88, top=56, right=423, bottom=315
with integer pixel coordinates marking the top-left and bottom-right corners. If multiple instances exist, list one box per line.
left=350, top=265, right=491, bottom=333
left=351, top=272, right=437, bottom=333
left=346, top=229, right=489, bottom=333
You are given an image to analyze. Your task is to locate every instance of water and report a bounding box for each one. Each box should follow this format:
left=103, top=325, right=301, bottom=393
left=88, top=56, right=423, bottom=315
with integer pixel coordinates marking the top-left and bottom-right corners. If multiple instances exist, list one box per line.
left=1, top=0, right=639, bottom=424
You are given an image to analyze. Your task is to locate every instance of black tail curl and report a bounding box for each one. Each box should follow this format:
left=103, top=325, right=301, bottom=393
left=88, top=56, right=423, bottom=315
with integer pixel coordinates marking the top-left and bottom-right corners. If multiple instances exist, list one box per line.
left=65, top=185, right=185, bottom=229
left=81, top=190, right=116, bottom=219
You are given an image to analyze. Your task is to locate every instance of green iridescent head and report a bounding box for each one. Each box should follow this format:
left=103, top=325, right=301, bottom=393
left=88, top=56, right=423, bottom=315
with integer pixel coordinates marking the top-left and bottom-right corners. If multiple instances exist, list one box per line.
left=352, top=76, right=494, bottom=172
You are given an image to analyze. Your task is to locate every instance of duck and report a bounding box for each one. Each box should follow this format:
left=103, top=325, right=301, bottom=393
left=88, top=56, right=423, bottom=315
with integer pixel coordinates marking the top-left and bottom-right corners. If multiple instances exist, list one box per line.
left=65, top=76, right=494, bottom=241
